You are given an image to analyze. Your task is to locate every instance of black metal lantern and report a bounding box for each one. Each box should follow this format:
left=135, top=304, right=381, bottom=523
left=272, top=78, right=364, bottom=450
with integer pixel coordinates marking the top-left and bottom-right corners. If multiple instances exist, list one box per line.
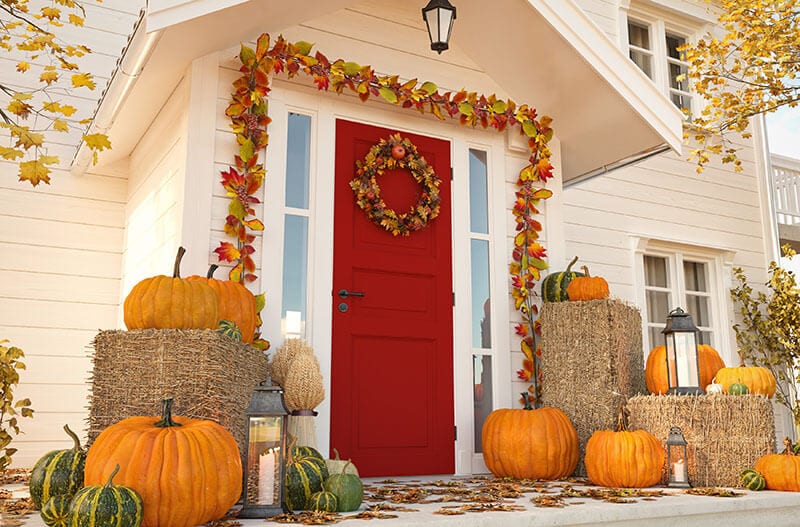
left=661, top=307, right=703, bottom=395
left=666, top=426, right=691, bottom=488
left=422, top=0, right=456, bottom=54
left=240, top=378, right=289, bottom=518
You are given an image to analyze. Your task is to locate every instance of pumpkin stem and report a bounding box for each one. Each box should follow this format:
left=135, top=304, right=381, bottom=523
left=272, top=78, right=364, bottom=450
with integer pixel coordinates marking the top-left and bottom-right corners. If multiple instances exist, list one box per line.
left=521, top=392, right=533, bottom=410
left=154, top=398, right=182, bottom=428
left=286, top=435, right=298, bottom=465
left=341, top=460, right=354, bottom=476
left=565, top=256, right=579, bottom=273
left=333, top=447, right=341, bottom=461
left=173, top=247, right=186, bottom=278
left=615, top=406, right=629, bottom=432
left=207, top=264, right=219, bottom=279
left=62, top=424, right=82, bottom=451
left=782, top=437, right=795, bottom=455
left=580, top=265, right=591, bottom=278
left=105, top=464, right=121, bottom=488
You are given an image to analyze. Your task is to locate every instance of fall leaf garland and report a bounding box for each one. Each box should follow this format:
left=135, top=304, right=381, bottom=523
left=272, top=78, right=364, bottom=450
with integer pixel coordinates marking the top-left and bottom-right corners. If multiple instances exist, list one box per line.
left=351, top=134, right=441, bottom=236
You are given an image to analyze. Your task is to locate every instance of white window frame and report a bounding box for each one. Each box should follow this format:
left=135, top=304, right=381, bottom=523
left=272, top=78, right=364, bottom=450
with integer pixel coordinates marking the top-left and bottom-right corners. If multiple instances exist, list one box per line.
left=634, top=239, right=734, bottom=364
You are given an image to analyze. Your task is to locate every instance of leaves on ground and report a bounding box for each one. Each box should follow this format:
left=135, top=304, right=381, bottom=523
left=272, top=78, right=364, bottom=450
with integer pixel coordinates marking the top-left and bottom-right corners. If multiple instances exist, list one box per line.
left=683, top=487, right=743, bottom=498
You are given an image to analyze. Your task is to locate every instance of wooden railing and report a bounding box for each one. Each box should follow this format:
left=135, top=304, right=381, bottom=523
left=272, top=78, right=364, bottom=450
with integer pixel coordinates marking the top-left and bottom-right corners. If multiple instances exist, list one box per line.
left=773, top=155, right=800, bottom=226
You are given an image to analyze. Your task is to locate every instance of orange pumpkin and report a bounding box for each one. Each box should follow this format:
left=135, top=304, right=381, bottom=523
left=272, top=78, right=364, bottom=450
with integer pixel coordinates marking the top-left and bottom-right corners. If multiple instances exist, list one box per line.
left=645, top=344, right=725, bottom=395
left=84, top=399, right=242, bottom=527
left=188, top=265, right=257, bottom=343
left=755, top=438, right=800, bottom=491
left=585, top=410, right=665, bottom=488
left=715, top=365, right=776, bottom=398
left=482, top=394, right=578, bottom=480
left=566, top=265, right=609, bottom=301
left=123, top=247, right=219, bottom=330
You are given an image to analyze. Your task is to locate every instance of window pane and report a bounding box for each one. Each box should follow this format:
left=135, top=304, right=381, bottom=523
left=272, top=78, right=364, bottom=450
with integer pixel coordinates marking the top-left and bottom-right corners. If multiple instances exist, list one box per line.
left=473, top=355, right=493, bottom=453
left=647, top=290, right=671, bottom=323
left=648, top=326, right=664, bottom=350
left=471, top=239, right=491, bottom=349
left=666, top=33, right=686, bottom=60
left=629, top=21, right=651, bottom=49
left=686, top=293, right=710, bottom=327
left=281, top=215, right=308, bottom=336
left=669, top=61, right=689, bottom=91
left=629, top=50, right=653, bottom=78
left=644, top=255, right=668, bottom=287
left=684, top=261, right=708, bottom=292
left=469, top=149, right=489, bottom=234
left=286, top=113, right=311, bottom=209
left=670, top=92, right=691, bottom=113
left=699, top=331, right=712, bottom=345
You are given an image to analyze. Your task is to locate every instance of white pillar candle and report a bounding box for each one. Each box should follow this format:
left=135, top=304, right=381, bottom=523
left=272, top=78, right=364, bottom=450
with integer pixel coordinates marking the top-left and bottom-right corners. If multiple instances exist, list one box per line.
left=672, top=459, right=686, bottom=482
left=259, top=449, right=276, bottom=505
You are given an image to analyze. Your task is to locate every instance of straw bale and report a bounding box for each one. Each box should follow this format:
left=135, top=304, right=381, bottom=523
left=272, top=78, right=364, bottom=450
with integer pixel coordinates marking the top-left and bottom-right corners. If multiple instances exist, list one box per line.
left=627, top=394, right=775, bottom=487
left=89, top=329, right=268, bottom=457
left=540, top=299, right=646, bottom=475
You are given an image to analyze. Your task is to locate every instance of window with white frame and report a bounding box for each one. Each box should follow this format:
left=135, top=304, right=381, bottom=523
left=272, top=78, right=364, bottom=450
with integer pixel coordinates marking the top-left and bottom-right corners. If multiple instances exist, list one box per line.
left=641, top=249, right=721, bottom=352
left=625, top=13, right=694, bottom=116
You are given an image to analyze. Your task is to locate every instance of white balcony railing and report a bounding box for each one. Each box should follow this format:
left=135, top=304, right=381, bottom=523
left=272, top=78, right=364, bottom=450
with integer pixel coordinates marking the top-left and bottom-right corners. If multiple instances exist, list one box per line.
left=773, top=154, right=800, bottom=226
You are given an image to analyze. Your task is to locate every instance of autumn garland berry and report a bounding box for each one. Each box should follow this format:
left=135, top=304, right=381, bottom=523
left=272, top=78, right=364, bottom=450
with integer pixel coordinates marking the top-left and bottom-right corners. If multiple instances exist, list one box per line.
left=350, top=134, right=441, bottom=236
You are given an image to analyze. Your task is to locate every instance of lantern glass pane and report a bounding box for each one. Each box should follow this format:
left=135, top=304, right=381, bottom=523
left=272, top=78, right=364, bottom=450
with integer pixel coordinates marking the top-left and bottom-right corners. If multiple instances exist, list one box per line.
left=668, top=445, right=688, bottom=483
left=665, top=335, right=678, bottom=389
left=424, top=8, right=439, bottom=42
left=675, top=331, right=699, bottom=386
left=438, top=8, right=453, bottom=42
left=246, top=416, right=283, bottom=506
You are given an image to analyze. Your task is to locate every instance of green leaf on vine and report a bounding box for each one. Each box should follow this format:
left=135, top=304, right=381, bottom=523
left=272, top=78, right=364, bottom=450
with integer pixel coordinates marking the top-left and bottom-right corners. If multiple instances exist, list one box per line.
left=239, top=44, right=256, bottom=66
left=379, top=87, right=398, bottom=104
left=522, top=120, right=537, bottom=137
left=343, top=61, right=361, bottom=76
left=229, top=199, right=246, bottom=220
left=294, top=40, right=314, bottom=56
left=458, top=102, right=474, bottom=117
left=239, top=138, right=255, bottom=163
left=420, top=81, right=438, bottom=95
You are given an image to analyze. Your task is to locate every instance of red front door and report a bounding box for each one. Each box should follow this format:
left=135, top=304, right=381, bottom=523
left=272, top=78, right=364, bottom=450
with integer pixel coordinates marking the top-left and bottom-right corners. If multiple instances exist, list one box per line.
left=330, top=119, right=454, bottom=477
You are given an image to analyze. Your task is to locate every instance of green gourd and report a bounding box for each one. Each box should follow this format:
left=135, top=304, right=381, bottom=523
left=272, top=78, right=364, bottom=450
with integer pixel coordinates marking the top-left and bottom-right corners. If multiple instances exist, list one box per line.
left=308, top=490, right=338, bottom=512
left=729, top=381, right=749, bottom=395
left=284, top=445, right=329, bottom=511
left=323, top=460, right=363, bottom=512
left=740, top=468, right=766, bottom=491
left=217, top=319, right=243, bottom=341
left=541, top=256, right=584, bottom=302
left=40, top=495, right=72, bottom=527
left=68, top=464, right=143, bottom=527
left=30, top=425, right=86, bottom=509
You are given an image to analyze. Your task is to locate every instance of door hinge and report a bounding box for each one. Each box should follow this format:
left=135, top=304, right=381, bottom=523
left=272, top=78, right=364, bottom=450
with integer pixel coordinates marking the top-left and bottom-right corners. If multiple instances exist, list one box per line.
left=450, top=167, right=453, bottom=181
left=452, top=292, right=455, bottom=306
left=454, top=425, right=458, bottom=441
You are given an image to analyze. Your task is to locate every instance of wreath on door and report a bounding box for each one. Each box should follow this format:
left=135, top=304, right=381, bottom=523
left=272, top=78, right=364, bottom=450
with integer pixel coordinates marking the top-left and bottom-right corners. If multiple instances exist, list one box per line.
left=350, top=133, right=441, bottom=236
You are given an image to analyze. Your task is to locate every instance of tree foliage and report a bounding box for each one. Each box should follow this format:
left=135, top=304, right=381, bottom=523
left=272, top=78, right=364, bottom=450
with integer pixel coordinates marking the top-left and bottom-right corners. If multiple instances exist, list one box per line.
left=1, top=0, right=109, bottom=186
left=730, top=245, right=800, bottom=434
left=0, top=340, right=33, bottom=471
left=682, top=0, right=799, bottom=172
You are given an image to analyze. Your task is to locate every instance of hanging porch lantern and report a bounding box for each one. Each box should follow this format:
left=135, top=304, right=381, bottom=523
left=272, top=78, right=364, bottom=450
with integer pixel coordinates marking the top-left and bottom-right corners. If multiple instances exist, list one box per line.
left=240, top=378, right=289, bottom=518
left=661, top=307, right=703, bottom=395
left=666, top=426, right=691, bottom=488
left=422, top=0, right=457, bottom=54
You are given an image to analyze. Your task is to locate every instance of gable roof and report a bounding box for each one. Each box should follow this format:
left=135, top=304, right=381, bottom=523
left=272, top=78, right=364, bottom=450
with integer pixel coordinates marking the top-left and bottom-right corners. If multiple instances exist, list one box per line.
left=79, top=0, right=683, bottom=184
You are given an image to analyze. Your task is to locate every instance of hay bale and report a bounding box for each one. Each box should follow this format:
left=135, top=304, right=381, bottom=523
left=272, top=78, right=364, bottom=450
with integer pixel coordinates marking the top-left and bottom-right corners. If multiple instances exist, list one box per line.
left=540, top=299, right=646, bottom=475
left=89, top=329, right=269, bottom=457
left=627, top=394, right=775, bottom=487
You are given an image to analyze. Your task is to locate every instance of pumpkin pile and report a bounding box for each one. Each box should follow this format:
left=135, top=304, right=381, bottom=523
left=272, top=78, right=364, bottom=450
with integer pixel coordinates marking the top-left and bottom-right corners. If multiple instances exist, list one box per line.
left=284, top=445, right=363, bottom=513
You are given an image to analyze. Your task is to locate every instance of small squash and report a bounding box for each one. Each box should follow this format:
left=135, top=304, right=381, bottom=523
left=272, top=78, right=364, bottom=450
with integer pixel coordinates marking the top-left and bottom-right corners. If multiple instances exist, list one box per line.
left=30, top=424, right=86, bottom=509
left=540, top=256, right=584, bottom=302
left=40, top=495, right=72, bottom=527
left=715, top=365, right=776, bottom=397
left=645, top=344, right=725, bottom=395
left=482, top=393, right=579, bottom=480
left=123, top=247, right=219, bottom=330
left=308, top=490, right=338, bottom=512
left=69, top=464, right=143, bottom=527
left=284, top=444, right=329, bottom=511
left=584, top=408, right=665, bottom=488
left=83, top=398, right=242, bottom=527
left=740, top=468, right=766, bottom=491
left=217, top=319, right=243, bottom=341
left=755, top=438, right=800, bottom=491
left=324, top=460, right=363, bottom=512
left=326, top=448, right=359, bottom=477
left=188, top=265, right=257, bottom=343
left=728, top=381, right=749, bottom=395
left=565, top=265, right=610, bottom=301
left=705, top=377, right=724, bottom=395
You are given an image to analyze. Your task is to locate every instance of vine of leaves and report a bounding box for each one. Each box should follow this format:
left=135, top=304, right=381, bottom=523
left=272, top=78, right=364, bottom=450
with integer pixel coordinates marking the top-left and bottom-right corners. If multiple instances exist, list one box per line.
left=224, top=34, right=554, bottom=402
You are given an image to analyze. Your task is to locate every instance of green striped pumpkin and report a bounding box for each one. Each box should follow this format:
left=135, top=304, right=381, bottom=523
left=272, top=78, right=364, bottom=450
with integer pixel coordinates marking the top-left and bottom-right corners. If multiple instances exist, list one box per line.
left=217, top=319, right=242, bottom=341
left=68, top=464, right=143, bottom=527
left=284, top=446, right=329, bottom=511
left=308, top=490, right=338, bottom=512
left=40, top=495, right=72, bottom=527
left=30, top=425, right=86, bottom=509
left=541, top=256, right=584, bottom=302
left=741, top=468, right=766, bottom=491
left=323, top=461, right=363, bottom=512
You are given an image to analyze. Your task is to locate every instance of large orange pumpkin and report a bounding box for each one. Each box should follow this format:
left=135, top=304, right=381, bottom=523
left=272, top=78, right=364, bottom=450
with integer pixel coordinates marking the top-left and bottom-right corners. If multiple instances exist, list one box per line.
left=482, top=394, right=578, bottom=480
left=645, top=344, right=725, bottom=394
left=84, top=399, right=242, bottom=527
left=585, top=411, right=665, bottom=488
left=123, top=247, right=219, bottom=330
left=755, top=438, right=800, bottom=491
left=715, top=365, right=776, bottom=397
left=188, top=265, right=257, bottom=343
left=565, top=265, right=609, bottom=301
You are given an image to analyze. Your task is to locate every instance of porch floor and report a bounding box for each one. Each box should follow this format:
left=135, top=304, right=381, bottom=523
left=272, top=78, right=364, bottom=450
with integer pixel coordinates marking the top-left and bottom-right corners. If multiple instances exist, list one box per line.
left=7, top=475, right=800, bottom=527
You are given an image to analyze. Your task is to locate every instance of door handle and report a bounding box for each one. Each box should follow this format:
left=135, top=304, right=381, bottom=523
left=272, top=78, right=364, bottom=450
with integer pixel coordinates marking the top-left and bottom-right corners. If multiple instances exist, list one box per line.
left=338, top=289, right=365, bottom=299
